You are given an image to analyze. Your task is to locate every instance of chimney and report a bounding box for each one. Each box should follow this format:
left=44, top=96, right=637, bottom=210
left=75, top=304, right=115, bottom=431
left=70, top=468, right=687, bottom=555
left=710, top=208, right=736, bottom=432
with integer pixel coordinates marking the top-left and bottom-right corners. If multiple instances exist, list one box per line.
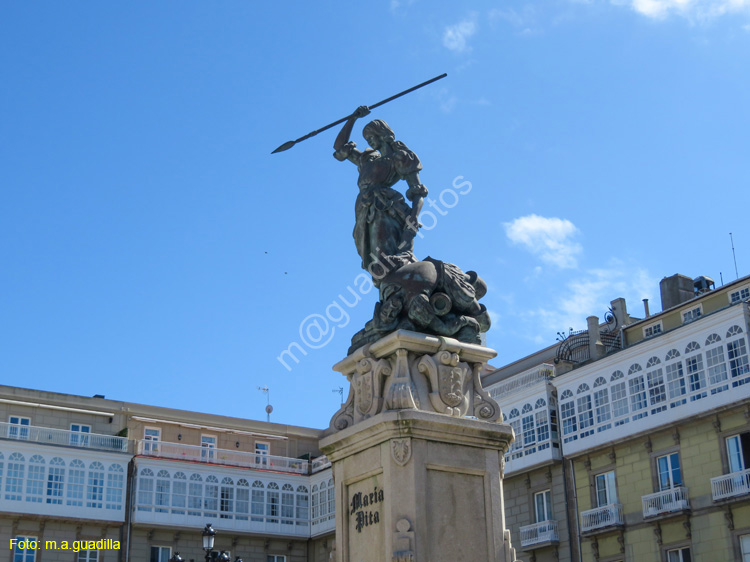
left=610, top=297, right=630, bottom=326
left=643, top=299, right=650, bottom=318
left=660, top=274, right=694, bottom=310
left=587, top=315, right=606, bottom=359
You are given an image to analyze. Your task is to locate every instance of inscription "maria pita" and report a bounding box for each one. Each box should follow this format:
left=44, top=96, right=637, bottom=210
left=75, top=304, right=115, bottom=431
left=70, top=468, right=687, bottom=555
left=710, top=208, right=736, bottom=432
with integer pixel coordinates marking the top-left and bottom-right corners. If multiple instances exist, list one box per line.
left=350, top=486, right=384, bottom=533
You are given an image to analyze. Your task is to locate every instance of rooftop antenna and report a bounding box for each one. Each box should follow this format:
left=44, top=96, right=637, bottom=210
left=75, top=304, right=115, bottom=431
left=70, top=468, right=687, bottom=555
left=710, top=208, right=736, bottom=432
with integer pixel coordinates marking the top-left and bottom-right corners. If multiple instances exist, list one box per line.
left=258, top=386, right=272, bottom=423
left=730, top=233, right=739, bottom=279
left=332, top=387, right=344, bottom=406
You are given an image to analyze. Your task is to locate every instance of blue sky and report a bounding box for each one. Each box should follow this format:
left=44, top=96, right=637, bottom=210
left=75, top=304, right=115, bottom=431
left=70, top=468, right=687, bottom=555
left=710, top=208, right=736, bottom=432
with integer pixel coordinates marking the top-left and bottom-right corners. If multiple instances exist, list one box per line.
left=2, top=1, right=749, bottom=430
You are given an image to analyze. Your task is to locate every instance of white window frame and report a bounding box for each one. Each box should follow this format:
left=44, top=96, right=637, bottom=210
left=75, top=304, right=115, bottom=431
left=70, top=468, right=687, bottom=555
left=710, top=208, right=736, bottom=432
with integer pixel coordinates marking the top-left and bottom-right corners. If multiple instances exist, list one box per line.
left=594, top=471, right=618, bottom=507
left=666, top=547, right=691, bottom=562
left=267, top=555, right=287, bottom=562
left=70, top=424, right=91, bottom=447
left=656, top=452, right=682, bottom=491
left=201, top=434, right=217, bottom=460
left=150, top=546, right=171, bottom=562
left=682, top=304, right=702, bottom=324
left=143, top=427, right=160, bottom=453
left=13, top=536, right=37, bottom=562
left=255, top=441, right=271, bottom=465
left=729, top=285, right=750, bottom=304
left=77, top=550, right=98, bottom=562
left=534, top=489, right=553, bottom=523
left=9, top=416, right=31, bottom=440
left=643, top=322, right=663, bottom=339
left=727, top=433, right=750, bottom=473
left=740, top=534, right=750, bottom=562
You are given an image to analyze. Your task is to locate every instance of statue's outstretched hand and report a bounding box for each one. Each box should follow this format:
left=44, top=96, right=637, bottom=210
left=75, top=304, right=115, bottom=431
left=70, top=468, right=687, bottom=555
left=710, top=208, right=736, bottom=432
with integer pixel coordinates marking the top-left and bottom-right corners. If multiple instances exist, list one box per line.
left=353, top=105, right=371, bottom=119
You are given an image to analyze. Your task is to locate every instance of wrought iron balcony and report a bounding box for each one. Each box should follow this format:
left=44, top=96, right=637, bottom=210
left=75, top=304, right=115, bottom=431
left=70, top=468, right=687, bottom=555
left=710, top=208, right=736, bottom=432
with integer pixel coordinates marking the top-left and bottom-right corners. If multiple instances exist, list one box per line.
left=711, top=469, right=750, bottom=501
left=0, top=421, right=128, bottom=452
left=580, top=503, right=624, bottom=533
left=136, top=440, right=309, bottom=474
left=642, top=486, right=689, bottom=518
left=519, top=520, right=559, bottom=548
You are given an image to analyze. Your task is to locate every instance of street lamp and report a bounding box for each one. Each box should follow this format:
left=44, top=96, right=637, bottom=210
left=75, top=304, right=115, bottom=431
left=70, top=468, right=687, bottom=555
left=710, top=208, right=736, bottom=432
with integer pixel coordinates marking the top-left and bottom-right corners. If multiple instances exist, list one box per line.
left=216, top=552, right=230, bottom=562
left=169, top=554, right=184, bottom=562
left=201, top=524, right=216, bottom=562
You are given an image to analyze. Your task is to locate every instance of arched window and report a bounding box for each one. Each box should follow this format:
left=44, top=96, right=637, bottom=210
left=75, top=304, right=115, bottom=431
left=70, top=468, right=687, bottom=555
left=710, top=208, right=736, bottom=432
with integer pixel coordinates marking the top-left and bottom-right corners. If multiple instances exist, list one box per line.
left=665, top=349, right=680, bottom=361
left=727, top=325, right=744, bottom=338
left=318, top=481, right=328, bottom=518
left=281, top=484, right=295, bottom=525
left=220, top=477, right=234, bottom=519
left=296, top=485, right=309, bottom=526
left=251, top=480, right=265, bottom=522
left=706, top=333, right=722, bottom=346
left=188, top=474, right=203, bottom=516
left=311, top=484, right=319, bottom=522
left=106, top=464, right=124, bottom=511
left=577, top=385, right=593, bottom=433
left=560, top=390, right=577, bottom=440
left=327, top=478, right=335, bottom=518
left=611, top=370, right=624, bottom=381
left=685, top=341, right=700, bottom=354
left=67, top=460, right=85, bottom=506
left=535, top=398, right=547, bottom=409
left=5, top=452, right=24, bottom=501
left=665, top=349, right=686, bottom=406
left=236, top=479, right=249, bottom=521
left=155, top=470, right=170, bottom=513
left=594, top=377, right=607, bottom=387
left=87, top=462, right=105, bottom=509
left=46, top=457, right=65, bottom=505
left=593, top=382, right=611, bottom=426
left=171, top=472, right=186, bottom=514
left=508, top=408, right=520, bottom=419
left=26, top=455, right=45, bottom=503
left=628, top=364, right=642, bottom=375
left=204, top=476, right=219, bottom=517
left=646, top=356, right=661, bottom=368
left=522, top=404, right=536, bottom=447
left=706, top=333, right=728, bottom=387
left=610, top=371, right=628, bottom=420
left=522, top=403, right=533, bottom=414
left=726, top=325, right=750, bottom=382
left=684, top=342, right=706, bottom=398
left=645, top=357, right=666, bottom=412
left=137, top=468, right=154, bottom=511
left=267, top=482, right=280, bottom=523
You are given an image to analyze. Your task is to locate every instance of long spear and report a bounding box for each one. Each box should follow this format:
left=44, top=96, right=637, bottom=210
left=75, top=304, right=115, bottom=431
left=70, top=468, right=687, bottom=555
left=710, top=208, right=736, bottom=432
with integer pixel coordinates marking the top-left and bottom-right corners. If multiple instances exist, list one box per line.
left=271, top=73, right=447, bottom=154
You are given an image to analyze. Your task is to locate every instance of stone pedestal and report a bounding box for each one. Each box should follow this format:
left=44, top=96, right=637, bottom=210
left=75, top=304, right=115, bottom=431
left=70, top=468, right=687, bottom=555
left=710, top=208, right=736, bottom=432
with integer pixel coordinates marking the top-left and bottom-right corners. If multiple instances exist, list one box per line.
left=321, top=330, right=516, bottom=562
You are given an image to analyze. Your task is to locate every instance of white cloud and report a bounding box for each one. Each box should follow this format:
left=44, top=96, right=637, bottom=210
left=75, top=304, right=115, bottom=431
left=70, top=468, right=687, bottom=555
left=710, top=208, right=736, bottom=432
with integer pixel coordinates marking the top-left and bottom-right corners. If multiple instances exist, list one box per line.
left=531, top=264, right=657, bottom=334
left=443, top=16, right=478, bottom=52
left=504, top=214, right=582, bottom=269
left=619, top=0, right=750, bottom=20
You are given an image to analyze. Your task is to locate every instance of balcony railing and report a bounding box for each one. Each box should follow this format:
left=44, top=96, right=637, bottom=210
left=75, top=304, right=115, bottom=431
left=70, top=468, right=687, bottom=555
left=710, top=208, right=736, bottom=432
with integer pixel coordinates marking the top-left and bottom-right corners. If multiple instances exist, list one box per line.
left=642, top=486, right=689, bottom=518
left=311, top=455, right=331, bottom=473
left=0, top=421, right=128, bottom=452
left=519, top=520, right=559, bottom=547
left=580, top=503, right=624, bottom=532
left=711, top=469, right=750, bottom=501
left=136, top=440, right=309, bottom=474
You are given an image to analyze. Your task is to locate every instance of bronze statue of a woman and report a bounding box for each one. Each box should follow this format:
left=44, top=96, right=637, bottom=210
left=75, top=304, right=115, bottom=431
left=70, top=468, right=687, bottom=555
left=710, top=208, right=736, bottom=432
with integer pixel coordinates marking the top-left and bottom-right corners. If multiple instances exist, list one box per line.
left=333, top=106, right=428, bottom=277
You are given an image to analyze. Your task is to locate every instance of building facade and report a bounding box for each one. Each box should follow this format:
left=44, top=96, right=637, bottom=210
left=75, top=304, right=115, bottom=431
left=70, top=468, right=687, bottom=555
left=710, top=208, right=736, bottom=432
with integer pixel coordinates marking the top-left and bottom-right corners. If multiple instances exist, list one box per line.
left=485, top=273, right=750, bottom=561
left=0, top=387, right=334, bottom=562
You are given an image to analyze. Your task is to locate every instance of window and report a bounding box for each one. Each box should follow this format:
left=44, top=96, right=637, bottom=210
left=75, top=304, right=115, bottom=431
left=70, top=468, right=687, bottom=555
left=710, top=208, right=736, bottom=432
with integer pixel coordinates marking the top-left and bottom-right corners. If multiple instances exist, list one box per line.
left=267, top=482, right=280, bottom=523
left=666, top=547, right=691, bottom=562
left=657, top=453, right=682, bottom=491
left=560, top=390, right=577, bottom=442
left=9, top=416, right=31, bottom=440
left=281, top=483, right=295, bottom=525
left=87, top=462, right=104, bottom=508
left=155, top=470, right=170, bottom=513
left=727, top=433, right=750, bottom=473
left=730, top=286, right=750, bottom=304
left=106, top=464, right=124, bottom=510
left=644, top=322, right=663, bottom=338
left=67, top=460, right=85, bottom=506
left=646, top=357, right=666, bottom=413
left=6, top=452, right=25, bottom=500
left=137, top=468, right=154, bottom=511
left=594, top=471, right=618, bottom=507
left=13, top=536, right=37, bottom=562
left=727, top=327, right=750, bottom=385
left=70, top=424, right=91, bottom=447
left=150, top=547, right=171, bottom=562
left=172, top=472, right=187, bottom=514
left=593, top=382, right=611, bottom=427
left=220, top=477, right=234, bottom=519
left=255, top=441, right=270, bottom=465
left=205, top=475, right=219, bottom=516
left=522, top=411, right=536, bottom=446
left=682, top=305, right=702, bottom=323
left=706, top=345, right=728, bottom=388
left=26, top=455, right=45, bottom=503
left=629, top=374, right=648, bottom=419
left=665, top=350, right=686, bottom=407
left=143, top=428, right=160, bottom=453
left=684, top=342, right=706, bottom=400
left=740, top=534, right=750, bottom=562
left=534, top=489, right=553, bottom=523
left=188, top=474, right=203, bottom=516
left=296, top=485, right=309, bottom=526
left=267, top=556, right=286, bottom=562
left=236, top=479, right=250, bottom=521
left=202, top=435, right=217, bottom=461
left=251, top=480, right=265, bottom=522
left=535, top=410, right=549, bottom=443
left=577, top=384, right=594, bottom=435
left=77, top=551, right=98, bottom=562
left=611, top=371, right=629, bottom=423
left=47, top=457, right=65, bottom=504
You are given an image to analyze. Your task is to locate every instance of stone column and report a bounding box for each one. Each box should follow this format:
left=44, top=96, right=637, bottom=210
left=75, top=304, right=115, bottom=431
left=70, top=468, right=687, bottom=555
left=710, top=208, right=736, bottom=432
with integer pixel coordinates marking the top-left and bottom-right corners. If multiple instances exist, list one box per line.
left=321, top=330, right=516, bottom=562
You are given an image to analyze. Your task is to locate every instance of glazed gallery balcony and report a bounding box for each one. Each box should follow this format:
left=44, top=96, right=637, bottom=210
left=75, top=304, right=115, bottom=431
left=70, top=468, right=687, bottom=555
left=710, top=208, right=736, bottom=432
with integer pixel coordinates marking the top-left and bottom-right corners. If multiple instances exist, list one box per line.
left=136, top=440, right=309, bottom=474
left=580, top=503, right=624, bottom=533
left=642, top=486, right=690, bottom=518
left=0, top=421, right=128, bottom=453
left=519, top=520, right=559, bottom=548
left=711, top=469, right=750, bottom=501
